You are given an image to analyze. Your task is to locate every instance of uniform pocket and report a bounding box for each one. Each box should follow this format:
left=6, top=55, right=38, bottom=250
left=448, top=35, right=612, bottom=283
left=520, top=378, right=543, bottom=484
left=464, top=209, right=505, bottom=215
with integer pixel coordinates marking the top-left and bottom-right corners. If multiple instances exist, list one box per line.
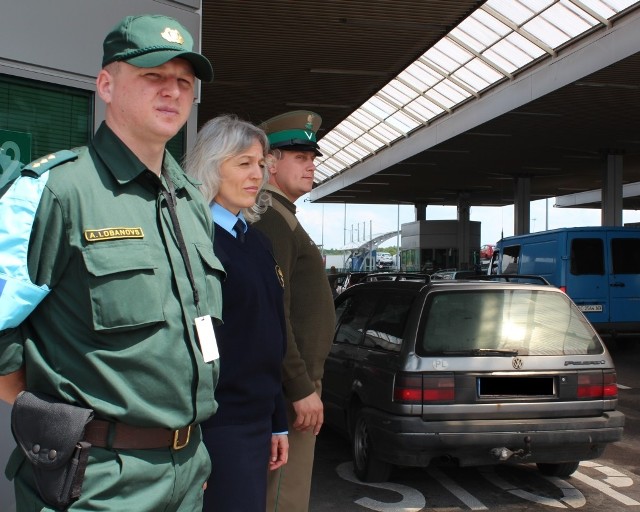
left=193, top=243, right=225, bottom=322
left=82, top=242, right=165, bottom=331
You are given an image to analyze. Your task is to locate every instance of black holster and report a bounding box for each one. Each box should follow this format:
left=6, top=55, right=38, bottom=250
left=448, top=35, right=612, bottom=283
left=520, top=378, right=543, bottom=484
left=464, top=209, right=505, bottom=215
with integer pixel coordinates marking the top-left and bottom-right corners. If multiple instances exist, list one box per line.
left=11, top=391, right=94, bottom=510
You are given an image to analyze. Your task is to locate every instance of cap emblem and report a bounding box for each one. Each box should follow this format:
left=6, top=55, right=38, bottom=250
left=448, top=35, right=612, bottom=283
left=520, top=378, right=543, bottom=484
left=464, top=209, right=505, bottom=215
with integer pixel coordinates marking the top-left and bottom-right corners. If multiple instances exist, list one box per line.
left=305, top=114, right=314, bottom=130
left=161, top=27, right=185, bottom=45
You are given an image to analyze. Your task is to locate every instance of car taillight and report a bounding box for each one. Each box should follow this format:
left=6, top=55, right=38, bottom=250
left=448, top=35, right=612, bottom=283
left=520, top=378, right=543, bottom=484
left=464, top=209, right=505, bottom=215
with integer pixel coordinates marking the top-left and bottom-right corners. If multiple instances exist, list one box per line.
left=393, top=373, right=454, bottom=404
left=577, top=371, right=618, bottom=399
left=559, top=286, right=567, bottom=294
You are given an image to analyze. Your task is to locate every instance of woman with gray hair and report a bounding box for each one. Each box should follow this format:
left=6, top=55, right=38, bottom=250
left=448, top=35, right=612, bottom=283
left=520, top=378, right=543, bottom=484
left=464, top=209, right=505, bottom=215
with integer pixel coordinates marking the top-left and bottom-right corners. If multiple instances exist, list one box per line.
left=185, top=115, right=288, bottom=511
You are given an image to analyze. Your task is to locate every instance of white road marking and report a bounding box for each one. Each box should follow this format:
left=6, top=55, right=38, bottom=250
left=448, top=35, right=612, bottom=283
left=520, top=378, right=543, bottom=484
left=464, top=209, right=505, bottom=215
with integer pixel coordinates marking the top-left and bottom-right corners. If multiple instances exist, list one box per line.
left=571, top=470, right=640, bottom=506
left=427, top=467, right=488, bottom=510
left=479, top=466, right=571, bottom=508
left=336, top=462, right=426, bottom=512
left=543, top=476, right=587, bottom=508
left=334, top=459, right=640, bottom=510
left=579, top=461, right=634, bottom=487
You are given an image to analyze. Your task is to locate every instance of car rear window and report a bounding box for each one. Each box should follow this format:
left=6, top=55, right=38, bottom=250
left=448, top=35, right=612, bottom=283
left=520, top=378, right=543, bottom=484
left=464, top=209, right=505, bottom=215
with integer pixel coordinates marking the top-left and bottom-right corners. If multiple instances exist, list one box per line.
left=334, top=290, right=415, bottom=352
left=417, top=289, right=602, bottom=356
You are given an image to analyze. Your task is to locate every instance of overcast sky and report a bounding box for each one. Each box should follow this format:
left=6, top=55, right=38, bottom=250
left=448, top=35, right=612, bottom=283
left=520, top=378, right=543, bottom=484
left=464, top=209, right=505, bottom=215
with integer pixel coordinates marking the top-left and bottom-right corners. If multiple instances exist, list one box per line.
left=293, top=193, right=640, bottom=251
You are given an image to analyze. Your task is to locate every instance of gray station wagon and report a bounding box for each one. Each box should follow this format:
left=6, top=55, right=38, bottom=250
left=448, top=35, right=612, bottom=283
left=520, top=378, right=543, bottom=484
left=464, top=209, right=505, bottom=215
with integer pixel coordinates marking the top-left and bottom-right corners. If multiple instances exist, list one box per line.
left=323, top=278, right=624, bottom=482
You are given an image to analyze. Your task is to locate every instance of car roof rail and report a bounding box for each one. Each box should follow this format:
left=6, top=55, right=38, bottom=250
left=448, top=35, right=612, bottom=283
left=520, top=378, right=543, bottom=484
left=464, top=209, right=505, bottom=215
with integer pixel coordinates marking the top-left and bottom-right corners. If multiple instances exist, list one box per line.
left=363, top=271, right=431, bottom=283
left=465, top=274, right=550, bottom=285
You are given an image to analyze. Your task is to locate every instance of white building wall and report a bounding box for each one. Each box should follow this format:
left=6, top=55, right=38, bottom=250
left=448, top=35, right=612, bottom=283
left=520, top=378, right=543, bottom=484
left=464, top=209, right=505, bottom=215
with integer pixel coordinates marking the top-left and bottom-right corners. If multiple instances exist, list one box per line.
left=0, top=2, right=204, bottom=509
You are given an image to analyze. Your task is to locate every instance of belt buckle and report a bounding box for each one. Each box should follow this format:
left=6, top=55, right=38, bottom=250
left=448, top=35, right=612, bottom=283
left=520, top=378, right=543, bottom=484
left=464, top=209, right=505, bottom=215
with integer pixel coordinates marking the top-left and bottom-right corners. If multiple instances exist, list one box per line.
left=172, top=425, right=191, bottom=451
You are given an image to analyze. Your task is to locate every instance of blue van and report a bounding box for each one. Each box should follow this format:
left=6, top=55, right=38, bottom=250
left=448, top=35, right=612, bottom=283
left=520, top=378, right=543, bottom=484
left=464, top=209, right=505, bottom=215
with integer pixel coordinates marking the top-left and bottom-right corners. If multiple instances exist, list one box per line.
left=490, top=227, right=640, bottom=338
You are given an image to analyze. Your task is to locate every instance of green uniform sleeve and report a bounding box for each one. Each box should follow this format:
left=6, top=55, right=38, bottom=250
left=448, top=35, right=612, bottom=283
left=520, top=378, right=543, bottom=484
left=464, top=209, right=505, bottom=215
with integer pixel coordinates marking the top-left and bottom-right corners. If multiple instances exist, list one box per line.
left=256, top=209, right=316, bottom=402
left=0, top=328, right=24, bottom=374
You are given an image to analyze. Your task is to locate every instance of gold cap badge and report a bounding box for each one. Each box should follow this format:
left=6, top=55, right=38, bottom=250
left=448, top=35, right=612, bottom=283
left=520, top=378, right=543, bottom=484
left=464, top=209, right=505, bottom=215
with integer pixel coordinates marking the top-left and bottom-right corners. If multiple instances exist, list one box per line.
left=161, top=27, right=184, bottom=45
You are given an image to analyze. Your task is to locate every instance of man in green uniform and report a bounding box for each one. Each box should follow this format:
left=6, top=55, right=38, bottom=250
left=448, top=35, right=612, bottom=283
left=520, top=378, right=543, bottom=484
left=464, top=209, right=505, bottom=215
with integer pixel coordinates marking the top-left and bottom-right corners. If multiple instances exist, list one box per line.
left=256, top=111, right=336, bottom=512
left=0, top=14, right=223, bottom=511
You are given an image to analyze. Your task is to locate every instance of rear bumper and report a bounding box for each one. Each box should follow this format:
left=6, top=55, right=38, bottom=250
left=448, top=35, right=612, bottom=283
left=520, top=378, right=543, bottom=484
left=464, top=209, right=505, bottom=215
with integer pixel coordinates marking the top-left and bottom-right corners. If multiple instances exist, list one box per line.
left=364, top=408, right=625, bottom=467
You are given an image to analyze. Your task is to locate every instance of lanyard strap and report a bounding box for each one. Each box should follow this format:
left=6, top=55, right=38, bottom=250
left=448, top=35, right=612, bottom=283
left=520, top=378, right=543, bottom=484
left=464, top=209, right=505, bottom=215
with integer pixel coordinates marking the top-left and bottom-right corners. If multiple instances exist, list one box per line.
left=160, top=169, right=201, bottom=313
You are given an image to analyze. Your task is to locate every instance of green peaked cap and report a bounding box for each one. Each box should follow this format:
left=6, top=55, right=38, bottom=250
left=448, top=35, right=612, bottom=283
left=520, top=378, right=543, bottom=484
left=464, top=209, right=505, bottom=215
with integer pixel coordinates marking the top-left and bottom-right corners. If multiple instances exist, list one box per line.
left=260, top=110, right=322, bottom=156
left=102, top=14, right=213, bottom=82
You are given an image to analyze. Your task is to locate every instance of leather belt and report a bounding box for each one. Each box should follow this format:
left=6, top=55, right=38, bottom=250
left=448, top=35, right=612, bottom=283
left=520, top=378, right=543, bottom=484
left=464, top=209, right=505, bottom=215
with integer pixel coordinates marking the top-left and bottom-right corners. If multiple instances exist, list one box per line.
left=83, top=419, right=193, bottom=451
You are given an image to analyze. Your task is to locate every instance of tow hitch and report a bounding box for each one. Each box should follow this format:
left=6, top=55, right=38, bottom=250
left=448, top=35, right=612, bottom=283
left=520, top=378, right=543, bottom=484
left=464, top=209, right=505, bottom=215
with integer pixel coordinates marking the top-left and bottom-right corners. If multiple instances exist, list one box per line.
left=491, top=436, right=532, bottom=461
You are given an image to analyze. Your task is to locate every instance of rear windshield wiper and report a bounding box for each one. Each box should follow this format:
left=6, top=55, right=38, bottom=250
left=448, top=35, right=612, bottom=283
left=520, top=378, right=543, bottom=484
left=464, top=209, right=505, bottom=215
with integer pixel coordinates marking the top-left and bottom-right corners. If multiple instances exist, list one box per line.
left=440, top=348, right=519, bottom=356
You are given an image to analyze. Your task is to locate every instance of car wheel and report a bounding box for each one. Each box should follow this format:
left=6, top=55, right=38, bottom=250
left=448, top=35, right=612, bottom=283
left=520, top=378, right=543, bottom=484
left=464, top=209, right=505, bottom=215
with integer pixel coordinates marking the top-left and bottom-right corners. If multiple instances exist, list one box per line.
left=536, top=461, right=580, bottom=477
left=352, top=411, right=392, bottom=482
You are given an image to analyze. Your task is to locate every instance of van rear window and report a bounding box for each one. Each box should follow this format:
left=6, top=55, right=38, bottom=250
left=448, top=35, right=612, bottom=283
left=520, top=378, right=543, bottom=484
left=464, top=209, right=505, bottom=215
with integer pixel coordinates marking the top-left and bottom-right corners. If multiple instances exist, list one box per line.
left=418, top=289, right=601, bottom=356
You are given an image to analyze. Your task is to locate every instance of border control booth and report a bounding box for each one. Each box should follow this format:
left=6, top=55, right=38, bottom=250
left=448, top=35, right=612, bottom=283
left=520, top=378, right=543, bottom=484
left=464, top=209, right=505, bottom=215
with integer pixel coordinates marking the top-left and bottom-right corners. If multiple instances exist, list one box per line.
left=400, top=220, right=481, bottom=273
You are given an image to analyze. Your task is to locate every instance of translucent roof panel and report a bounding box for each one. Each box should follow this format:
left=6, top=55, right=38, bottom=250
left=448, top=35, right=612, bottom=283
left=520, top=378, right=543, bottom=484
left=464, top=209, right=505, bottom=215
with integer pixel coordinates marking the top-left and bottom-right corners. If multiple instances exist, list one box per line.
left=351, top=109, right=380, bottom=131
left=402, top=62, right=441, bottom=90
left=344, top=142, right=370, bottom=160
left=370, top=123, right=403, bottom=143
left=485, top=33, right=546, bottom=73
left=523, top=4, right=597, bottom=48
left=452, top=58, right=503, bottom=92
left=451, top=15, right=505, bottom=52
left=405, top=96, right=446, bottom=120
left=387, top=111, right=422, bottom=134
left=314, top=0, right=640, bottom=184
left=356, top=132, right=388, bottom=152
left=380, top=80, right=420, bottom=106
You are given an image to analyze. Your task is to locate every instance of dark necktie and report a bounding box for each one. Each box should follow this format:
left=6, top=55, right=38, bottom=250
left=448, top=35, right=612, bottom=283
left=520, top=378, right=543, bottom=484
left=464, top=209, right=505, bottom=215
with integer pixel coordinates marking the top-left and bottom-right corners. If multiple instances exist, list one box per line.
left=233, top=219, right=245, bottom=243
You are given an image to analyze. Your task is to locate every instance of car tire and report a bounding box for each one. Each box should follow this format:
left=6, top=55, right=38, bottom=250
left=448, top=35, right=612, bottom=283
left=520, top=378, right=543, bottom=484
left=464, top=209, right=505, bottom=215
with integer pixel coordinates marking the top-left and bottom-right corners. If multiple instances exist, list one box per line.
left=536, top=461, right=580, bottom=477
left=352, top=411, right=392, bottom=482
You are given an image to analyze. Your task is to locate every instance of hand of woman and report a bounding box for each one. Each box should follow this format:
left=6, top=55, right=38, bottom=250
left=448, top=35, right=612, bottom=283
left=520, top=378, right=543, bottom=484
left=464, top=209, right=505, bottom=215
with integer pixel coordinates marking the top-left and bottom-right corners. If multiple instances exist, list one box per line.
left=269, top=434, right=289, bottom=470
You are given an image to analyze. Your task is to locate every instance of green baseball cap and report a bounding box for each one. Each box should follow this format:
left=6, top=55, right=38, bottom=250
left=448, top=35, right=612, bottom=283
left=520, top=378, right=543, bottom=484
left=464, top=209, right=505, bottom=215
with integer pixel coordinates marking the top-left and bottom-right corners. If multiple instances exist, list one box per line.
left=102, top=14, right=213, bottom=82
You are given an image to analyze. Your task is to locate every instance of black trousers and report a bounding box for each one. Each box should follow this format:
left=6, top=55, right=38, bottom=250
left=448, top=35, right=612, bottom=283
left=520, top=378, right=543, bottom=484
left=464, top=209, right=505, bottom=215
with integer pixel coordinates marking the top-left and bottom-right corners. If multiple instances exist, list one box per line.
left=202, top=418, right=272, bottom=511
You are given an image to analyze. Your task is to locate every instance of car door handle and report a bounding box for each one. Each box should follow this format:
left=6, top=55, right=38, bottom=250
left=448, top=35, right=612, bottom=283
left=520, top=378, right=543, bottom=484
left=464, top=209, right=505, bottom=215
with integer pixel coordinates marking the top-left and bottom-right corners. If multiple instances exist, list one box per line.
left=610, top=282, right=625, bottom=287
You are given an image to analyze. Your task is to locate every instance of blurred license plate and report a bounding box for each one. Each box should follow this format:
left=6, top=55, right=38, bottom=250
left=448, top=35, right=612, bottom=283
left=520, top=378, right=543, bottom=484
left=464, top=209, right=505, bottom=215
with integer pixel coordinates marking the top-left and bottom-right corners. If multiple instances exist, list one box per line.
left=577, top=304, right=603, bottom=312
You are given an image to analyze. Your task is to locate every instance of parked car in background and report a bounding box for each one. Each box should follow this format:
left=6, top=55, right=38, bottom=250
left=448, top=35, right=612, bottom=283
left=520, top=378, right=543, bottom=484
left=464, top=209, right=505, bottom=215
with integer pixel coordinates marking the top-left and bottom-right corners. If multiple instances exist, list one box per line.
left=323, top=278, right=624, bottom=482
left=376, top=252, right=394, bottom=269
left=332, top=271, right=429, bottom=295
left=332, top=271, right=370, bottom=295
left=363, top=272, right=429, bottom=283
left=480, top=243, right=495, bottom=260
left=430, top=269, right=480, bottom=280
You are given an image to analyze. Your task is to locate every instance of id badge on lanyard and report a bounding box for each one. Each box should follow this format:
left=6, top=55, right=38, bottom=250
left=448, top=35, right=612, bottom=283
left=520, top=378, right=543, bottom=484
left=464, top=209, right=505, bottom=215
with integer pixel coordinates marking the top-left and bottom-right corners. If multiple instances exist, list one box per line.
left=195, top=315, right=219, bottom=362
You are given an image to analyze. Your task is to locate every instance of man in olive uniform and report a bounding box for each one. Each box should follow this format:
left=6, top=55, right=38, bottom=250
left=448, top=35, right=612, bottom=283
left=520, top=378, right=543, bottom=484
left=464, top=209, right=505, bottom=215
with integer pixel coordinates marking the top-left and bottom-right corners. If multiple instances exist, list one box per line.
left=256, top=111, right=336, bottom=512
left=0, top=15, right=223, bottom=511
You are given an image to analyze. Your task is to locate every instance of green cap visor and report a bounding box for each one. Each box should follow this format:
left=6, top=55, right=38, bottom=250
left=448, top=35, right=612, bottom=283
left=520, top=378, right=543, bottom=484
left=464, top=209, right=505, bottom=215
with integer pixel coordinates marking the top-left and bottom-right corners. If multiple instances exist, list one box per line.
left=124, top=50, right=213, bottom=82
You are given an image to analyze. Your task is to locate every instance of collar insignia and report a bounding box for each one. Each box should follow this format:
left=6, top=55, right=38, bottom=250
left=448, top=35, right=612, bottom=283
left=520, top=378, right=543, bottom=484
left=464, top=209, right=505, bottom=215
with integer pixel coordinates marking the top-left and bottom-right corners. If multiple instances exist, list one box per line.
left=275, top=265, right=285, bottom=288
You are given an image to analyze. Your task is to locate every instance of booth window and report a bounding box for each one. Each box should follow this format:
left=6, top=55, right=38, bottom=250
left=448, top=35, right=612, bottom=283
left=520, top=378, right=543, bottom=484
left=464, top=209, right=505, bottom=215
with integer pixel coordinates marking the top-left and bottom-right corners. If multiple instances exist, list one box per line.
left=0, top=75, right=92, bottom=162
left=0, top=75, right=186, bottom=164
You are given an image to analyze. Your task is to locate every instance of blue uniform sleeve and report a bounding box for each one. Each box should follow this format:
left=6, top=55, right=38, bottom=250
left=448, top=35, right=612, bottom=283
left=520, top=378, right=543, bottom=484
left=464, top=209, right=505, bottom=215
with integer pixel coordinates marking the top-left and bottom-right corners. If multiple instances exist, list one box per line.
left=272, top=387, right=288, bottom=434
left=0, top=172, right=53, bottom=373
left=0, top=172, right=52, bottom=331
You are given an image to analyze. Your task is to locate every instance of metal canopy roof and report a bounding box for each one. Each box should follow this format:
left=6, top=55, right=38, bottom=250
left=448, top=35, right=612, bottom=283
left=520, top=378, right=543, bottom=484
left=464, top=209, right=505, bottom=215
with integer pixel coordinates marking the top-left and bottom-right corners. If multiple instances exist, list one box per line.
left=200, top=1, right=640, bottom=210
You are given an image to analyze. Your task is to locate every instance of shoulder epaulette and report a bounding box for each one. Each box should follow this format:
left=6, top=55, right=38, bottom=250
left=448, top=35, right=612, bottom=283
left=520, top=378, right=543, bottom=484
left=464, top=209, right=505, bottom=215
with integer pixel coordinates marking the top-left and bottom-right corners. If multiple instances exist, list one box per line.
left=21, top=149, right=78, bottom=178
